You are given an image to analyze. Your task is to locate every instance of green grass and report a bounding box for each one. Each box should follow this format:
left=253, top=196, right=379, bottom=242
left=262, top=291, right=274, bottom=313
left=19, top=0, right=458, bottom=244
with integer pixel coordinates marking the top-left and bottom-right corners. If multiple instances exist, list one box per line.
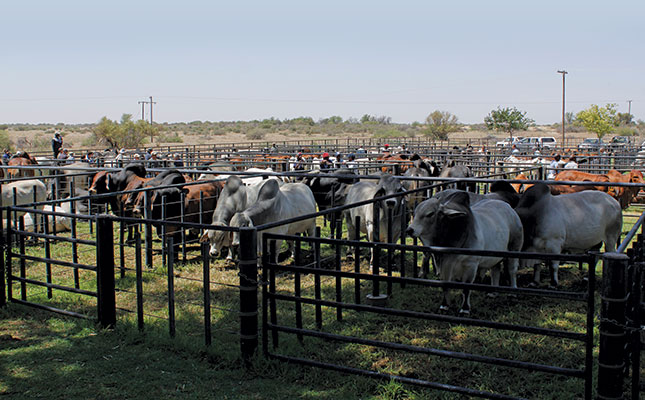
left=2, top=211, right=644, bottom=399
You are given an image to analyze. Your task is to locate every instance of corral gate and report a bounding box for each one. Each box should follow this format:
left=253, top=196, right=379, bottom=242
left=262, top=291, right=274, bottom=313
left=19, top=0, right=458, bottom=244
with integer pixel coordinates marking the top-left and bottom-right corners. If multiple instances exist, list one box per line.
left=261, top=230, right=598, bottom=400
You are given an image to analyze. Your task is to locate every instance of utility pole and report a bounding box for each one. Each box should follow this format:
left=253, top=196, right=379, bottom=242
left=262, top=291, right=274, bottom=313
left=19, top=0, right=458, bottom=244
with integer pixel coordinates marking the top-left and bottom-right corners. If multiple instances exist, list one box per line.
left=627, top=99, right=632, bottom=116
left=557, top=70, right=568, bottom=149
left=149, top=96, right=156, bottom=125
left=138, top=100, right=146, bottom=121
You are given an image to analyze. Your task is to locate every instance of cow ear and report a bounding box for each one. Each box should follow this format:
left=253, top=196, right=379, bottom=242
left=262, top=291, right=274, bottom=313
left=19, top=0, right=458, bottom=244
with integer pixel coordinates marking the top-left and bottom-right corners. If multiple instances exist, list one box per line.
left=199, top=232, right=209, bottom=243
left=226, top=176, right=243, bottom=191
left=446, top=160, right=456, bottom=168
left=441, top=207, right=467, bottom=218
left=374, top=186, right=385, bottom=199
left=256, top=179, right=279, bottom=201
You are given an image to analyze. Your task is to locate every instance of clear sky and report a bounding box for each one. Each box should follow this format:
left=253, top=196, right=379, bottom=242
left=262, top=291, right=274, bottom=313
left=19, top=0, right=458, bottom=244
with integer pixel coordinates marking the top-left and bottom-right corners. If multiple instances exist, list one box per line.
left=1, top=1, right=643, bottom=125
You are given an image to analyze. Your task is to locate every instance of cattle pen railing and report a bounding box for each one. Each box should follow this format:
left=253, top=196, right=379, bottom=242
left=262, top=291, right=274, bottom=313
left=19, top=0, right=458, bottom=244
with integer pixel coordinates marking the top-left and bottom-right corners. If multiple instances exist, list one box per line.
left=598, top=211, right=645, bottom=400
left=2, top=174, right=645, bottom=398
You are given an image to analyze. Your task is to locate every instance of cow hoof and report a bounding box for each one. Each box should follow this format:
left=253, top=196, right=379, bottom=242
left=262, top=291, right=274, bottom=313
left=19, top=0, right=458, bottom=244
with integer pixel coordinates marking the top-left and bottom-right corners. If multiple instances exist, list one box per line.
left=346, top=254, right=354, bottom=261
left=486, top=292, right=498, bottom=298
left=438, top=305, right=450, bottom=313
left=548, top=284, right=558, bottom=290
left=458, top=309, right=471, bottom=316
left=528, top=281, right=539, bottom=288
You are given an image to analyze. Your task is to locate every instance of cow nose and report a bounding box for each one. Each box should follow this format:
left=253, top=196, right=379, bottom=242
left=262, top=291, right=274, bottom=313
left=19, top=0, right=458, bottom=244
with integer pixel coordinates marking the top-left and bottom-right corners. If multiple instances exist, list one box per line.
left=385, top=199, right=396, bottom=208
left=209, top=248, right=218, bottom=258
left=405, top=226, right=415, bottom=237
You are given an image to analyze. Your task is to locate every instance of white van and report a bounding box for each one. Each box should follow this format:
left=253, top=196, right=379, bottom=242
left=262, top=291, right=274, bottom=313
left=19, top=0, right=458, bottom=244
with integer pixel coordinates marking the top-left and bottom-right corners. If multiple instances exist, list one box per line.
left=517, top=136, right=556, bottom=151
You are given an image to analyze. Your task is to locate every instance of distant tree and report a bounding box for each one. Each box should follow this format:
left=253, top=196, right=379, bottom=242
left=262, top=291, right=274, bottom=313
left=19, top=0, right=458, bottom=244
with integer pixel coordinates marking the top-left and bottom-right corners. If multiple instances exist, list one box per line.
left=319, top=116, right=343, bottom=124
left=617, top=112, right=634, bottom=125
left=575, top=104, right=619, bottom=139
left=424, top=110, right=459, bottom=140
left=565, top=111, right=576, bottom=125
left=93, top=114, right=157, bottom=149
left=484, top=107, right=534, bottom=141
left=360, top=114, right=391, bottom=124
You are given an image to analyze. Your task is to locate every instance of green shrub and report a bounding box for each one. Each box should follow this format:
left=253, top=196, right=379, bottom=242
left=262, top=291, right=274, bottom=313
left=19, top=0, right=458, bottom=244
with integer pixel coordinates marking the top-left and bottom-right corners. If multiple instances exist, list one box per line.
left=245, top=129, right=266, bottom=140
left=0, top=130, right=13, bottom=151
left=158, top=133, right=183, bottom=143
left=614, top=126, right=637, bottom=136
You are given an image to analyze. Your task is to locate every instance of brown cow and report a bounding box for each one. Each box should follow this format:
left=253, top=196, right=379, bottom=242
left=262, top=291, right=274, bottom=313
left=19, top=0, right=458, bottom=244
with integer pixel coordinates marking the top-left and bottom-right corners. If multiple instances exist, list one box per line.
left=554, top=170, right=611, bottom=193
left=606, top=169, right=645, bottom=209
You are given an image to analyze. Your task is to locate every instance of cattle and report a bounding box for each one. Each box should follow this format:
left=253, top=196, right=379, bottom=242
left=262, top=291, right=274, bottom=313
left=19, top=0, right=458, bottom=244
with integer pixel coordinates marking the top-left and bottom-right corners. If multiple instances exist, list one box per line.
left=23, top=198, right=88, bottom=233
left=1, top=179, right=47, bottom=218
left=201, top=176, right=272, bottom=259
left=606, top=169, right=644, bottom=209
left=438, top=160, right=476, bottom=192
left=343, top=174, right=406, bottom=267
left=402, top=158, right=440, bottom=209
left=50, top=161, right=96, bottom=199
left=230, top=180, right=316, bottom=262
left=130, top=169, right=186, bottom=215
left=197, top=167, right=276, bottom=185
left=554, top=170, right=611, bottom=193
left=88, top=163, right=148, bottom=213
left=406, top=191, right=523, bottom=315
left=302, top=168, right=358, bottom=231
left=415, top=184, right=520, bottom=277
left=514, top=183, right=622, bottom=287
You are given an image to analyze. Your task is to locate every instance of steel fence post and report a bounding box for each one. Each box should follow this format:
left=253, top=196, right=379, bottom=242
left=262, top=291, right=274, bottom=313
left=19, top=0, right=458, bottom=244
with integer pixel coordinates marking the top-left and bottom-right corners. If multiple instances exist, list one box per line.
left=96, top=215, right=116, bottom=329
left=238, top=227, right=258, bottom=363
left=0, top=209, right=4, bottom=308
left=597, top=252, right=629, bottom=400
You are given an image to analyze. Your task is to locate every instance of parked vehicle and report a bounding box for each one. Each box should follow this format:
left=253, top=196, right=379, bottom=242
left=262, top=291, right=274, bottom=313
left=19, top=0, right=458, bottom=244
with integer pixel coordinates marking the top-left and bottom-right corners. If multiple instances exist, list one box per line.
left=516, top=137, right=557, bottom=151
left=608, top=136, right=630, bottom=150
left=496, top=137, right=522, bottom=148
left=578, top=138, right=605, bottom=152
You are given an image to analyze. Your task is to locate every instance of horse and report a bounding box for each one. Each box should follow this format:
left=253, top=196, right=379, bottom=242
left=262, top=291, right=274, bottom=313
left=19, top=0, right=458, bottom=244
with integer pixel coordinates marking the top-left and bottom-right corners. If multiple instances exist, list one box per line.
left=7, top=151, right=39, bottom=178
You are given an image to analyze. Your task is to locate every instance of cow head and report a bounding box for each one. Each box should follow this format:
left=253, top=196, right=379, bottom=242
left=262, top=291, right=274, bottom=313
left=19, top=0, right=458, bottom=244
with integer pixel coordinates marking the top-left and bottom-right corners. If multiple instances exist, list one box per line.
left=374, top=174, right=406, bottom=210
left=230, top=212, right=253, bottom=248
left=432, top=191, right=472, bottom=247
left=200, top=221, right=233, bottom=258
left=406, top=197, right=440, bottom=240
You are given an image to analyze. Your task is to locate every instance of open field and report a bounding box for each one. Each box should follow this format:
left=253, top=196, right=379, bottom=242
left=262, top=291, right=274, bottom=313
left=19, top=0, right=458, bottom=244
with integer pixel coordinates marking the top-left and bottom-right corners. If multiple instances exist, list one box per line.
left=3, top=121, right=643, bottom=153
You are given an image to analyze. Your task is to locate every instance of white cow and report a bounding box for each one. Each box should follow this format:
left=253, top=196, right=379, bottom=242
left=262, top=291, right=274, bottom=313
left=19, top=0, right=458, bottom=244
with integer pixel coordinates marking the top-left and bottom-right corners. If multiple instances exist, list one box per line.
left=198, top=167, right=277, bottom=186
left=200, top=176, right=272, bottom=259
left=1, top=179, right=47, bottom=218
left=22, top=198, right=88, bottom=233
left=343, top=174, right=406, bottom=267
left=407, top=191, right=523, bottom=314
left=230, top=180, right=316, bottom=262
left=514, top=183, right=622, bottom=287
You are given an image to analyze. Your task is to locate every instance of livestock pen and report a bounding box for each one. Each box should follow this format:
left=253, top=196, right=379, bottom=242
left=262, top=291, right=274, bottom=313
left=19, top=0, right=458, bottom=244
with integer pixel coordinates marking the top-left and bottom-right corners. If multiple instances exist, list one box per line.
left=1, top=167, right=644, bottom=398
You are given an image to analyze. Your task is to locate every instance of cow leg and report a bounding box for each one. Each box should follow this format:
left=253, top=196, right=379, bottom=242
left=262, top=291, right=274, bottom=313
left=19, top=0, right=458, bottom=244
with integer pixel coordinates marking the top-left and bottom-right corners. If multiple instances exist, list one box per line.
left=548, top=260, right=560, bottom=288
left=459, top=265, right=478, bottom=315
left=487, top=264, right=501, bottom=298
left=345, top=214, right=356, bottom=261
left=529, top=261, right=542, bottom=287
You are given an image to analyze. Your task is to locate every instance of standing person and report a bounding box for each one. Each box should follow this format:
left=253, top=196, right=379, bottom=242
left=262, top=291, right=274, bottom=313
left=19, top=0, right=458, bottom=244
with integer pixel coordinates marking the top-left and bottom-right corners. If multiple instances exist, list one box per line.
left=144, top=148, right=153, bottom=160
left=548, top=154, right=562, bottom=179
left=511, top=144, right=520, bottom=156
left=52, top=132, right=63, bottom=158
left=319, top=152, right=333, bottom=169
left=2, top=149, right=12, bottom=164
left=564, top=156, right=578, bottom=170
left=346, top=153, right=357, bottom=169
left=356, top=145, right=366, bottom=155
left=334, top=152, right=344, bottom=168
left=172, top=153, right=184, bottom=168
left=293, top=153, right=305, bottom=171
